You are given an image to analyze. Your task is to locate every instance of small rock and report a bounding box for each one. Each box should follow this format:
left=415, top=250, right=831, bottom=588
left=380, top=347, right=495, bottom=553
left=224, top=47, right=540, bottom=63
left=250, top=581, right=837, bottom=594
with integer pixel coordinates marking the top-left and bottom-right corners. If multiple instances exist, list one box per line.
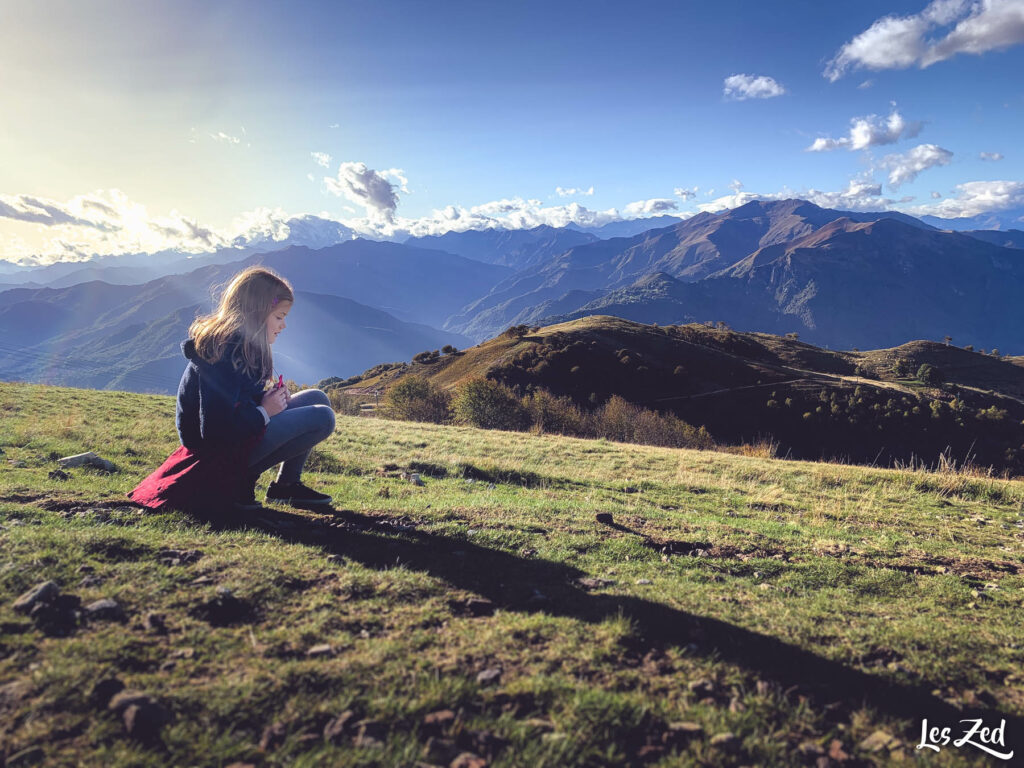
left=79, top=575, right=104, bottom=588
left=83, top=598, right=126, bottom=623
left=423, top=709, right=457, bottom=731
left=57, top=451, right=116, bottom=472
left=306, top=643, right=334, bottom=658
left=475, top=667, right=502, bottom=686
left=450, top=753, right=487, bottom=768
left=48, top=469, right=70, bottom=481
left=29, top=594, right=81, bottom=636
left=663, top=722, right=703, bottom=744
left=108, top=690, right=154, bottom=714
left=88, top=677, right=124, bottom=708
left=323, top=710, right=356, bottom=744
left=595, top=512, right=614, bottom=524
left=9, top=459, right=26, bottom=468
left=577, top=577, right=614, bottom=589
left=635, top=579, right=652, bottom=585
left=157, top=548, right=202, bottom=566
left=13, top=581, right=60, bottom=613
left=465, top=598, right=495, bottom=616
left=123, top=700, right=171, bottom=739
left=260, top=721, right=287, bottom=750
left=143, top=612, right=168, bottom=634
left=5, top=746, right=44, bottom=767
left=859, top=730, right=895, bottom=752
left=709, top=732, right=740, bottom=752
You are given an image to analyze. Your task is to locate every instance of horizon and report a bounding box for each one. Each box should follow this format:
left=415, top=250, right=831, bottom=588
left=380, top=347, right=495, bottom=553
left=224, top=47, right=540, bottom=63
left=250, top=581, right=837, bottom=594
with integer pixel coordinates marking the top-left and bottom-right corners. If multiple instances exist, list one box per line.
left=3, top=0, right=1024, bottom=265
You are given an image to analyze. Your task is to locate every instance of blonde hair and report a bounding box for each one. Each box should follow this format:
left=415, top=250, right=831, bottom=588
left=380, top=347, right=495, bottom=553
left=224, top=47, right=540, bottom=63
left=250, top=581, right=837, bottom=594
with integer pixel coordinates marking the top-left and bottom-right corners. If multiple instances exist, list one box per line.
left=189, top=266, right=294, bottom=379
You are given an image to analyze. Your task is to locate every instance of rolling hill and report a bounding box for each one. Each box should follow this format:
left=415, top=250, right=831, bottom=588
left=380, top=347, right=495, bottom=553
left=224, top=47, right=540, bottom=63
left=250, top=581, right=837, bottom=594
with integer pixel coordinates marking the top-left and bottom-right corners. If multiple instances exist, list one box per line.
left=343, top=315, right=1024, bottom=474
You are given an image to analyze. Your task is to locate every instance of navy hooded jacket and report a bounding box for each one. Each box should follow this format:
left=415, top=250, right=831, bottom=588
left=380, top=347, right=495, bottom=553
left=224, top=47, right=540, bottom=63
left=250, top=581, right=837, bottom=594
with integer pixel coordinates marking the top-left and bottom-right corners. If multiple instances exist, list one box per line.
left=176, top=337, right=268, bottom=452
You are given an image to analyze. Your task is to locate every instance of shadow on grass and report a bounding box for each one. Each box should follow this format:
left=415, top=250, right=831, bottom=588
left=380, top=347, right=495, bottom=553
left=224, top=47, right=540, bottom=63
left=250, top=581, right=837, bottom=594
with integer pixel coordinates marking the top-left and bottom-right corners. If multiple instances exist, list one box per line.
left=202, top=504, right=1023, bottom=739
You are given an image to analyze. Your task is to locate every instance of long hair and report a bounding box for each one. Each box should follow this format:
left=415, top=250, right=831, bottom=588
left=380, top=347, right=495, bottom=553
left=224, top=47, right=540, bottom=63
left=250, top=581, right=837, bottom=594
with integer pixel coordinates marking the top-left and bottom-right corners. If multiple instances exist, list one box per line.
left=189, top=266, right=294, bottom=379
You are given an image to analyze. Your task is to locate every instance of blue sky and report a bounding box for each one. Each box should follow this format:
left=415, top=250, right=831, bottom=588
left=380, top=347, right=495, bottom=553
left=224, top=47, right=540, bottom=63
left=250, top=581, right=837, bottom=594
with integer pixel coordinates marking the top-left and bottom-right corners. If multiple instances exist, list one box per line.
left=2, top=0, right=1023, bottom=263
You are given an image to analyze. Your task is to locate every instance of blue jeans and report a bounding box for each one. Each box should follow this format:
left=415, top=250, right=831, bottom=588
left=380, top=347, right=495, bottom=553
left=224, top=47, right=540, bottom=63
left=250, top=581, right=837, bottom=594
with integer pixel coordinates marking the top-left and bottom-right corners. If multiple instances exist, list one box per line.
left=247, top=388, right=336, bottom=484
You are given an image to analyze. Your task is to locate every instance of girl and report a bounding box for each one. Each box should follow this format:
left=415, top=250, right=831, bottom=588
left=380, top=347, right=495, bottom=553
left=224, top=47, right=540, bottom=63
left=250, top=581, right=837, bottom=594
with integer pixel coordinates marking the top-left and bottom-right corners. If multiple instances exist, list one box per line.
left=129, top=266, right=336, bottom=512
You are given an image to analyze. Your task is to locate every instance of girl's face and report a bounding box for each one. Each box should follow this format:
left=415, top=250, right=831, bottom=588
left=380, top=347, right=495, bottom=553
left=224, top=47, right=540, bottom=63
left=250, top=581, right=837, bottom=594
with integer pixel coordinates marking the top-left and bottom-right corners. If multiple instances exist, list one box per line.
left=267, top=301, right=291, bottom=345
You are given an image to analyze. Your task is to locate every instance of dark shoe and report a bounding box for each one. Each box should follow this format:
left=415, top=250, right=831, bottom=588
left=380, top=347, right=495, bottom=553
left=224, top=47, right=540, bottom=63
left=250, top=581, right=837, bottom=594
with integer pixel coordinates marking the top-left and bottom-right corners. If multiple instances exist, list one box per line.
left=266, top=480, right=332, bottom=507
left=233, top=477, right=263, bottom=512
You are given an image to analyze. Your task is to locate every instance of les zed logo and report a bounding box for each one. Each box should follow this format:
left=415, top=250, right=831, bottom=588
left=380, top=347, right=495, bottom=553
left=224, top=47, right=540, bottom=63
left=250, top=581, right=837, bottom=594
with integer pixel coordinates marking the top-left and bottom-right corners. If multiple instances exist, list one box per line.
left=917, top=719, right=1013, bottom=760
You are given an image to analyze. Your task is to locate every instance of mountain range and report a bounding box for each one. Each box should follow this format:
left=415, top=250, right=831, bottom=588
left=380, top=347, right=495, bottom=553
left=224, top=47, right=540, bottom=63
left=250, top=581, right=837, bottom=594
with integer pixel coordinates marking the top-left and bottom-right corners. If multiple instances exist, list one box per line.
left=3, top=198, right=1024, bottom=393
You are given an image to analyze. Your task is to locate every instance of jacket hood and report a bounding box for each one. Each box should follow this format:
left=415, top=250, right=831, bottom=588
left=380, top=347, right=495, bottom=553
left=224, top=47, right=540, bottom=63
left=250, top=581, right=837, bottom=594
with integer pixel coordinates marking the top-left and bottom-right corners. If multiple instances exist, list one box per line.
left=181, top=336, right=240, bottom=368
left=181, top=338, right=200, bottom=363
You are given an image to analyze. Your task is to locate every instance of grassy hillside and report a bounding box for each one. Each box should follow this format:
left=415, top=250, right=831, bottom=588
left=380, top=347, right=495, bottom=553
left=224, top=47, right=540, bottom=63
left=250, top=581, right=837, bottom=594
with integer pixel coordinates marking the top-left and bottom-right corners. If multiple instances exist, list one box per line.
left=1, top=381, right=1023, bottom=767
left=342, top=316, right=1024, bottom=475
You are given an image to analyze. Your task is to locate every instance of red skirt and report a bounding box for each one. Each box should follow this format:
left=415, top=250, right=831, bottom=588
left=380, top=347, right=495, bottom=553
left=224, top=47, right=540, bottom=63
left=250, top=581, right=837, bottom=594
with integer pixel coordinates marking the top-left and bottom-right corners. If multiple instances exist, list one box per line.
left=128, top=436, right=261, bottom=512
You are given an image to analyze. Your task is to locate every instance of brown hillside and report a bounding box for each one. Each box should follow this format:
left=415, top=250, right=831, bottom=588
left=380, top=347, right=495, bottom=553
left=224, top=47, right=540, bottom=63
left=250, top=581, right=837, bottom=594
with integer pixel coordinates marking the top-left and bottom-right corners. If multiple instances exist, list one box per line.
left=340, top=316, right=1024, bottom=473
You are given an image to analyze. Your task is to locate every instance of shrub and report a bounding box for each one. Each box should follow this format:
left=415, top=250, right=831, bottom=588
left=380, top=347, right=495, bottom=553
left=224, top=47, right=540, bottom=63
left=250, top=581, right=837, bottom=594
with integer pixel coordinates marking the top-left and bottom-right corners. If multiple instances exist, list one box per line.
left=327, top=389, right=363, bottom=416
left=379, top=375, right=452, bottom=423
left=502, top=324, right=531, bottom=339
left=452, top=377, right=530, bottom=430
left=410, top=350, right=440, bottom=363
left=524, top=389, right=588, bottom=435
left=441, top=344, right=458, bottom=355
left=977, top=405, right=1008, bottom=422
left=318, top=376, right=345, bottom=390
left=916, top=363, right=943, bottom=385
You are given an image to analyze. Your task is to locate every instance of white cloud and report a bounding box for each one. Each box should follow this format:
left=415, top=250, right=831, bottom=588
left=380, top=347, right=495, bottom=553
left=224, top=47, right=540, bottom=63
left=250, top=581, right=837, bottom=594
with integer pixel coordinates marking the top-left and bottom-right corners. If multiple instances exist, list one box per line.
left=825, top=0, right=1024, bottom=81
left=311, top=152, right=332, bottom=168
left=931, top=191, right=944, bottom=198
left=210, top=131, right=241, bottom=144
left=623, top=198, right=679, bottom=217
left=979, top=151, right=1004, bottom=160
left=696, top=190, right=765, bottom=213
left=674, top=186, right=698, bottom=200
left=555, top=186, right=595, bottom=197
left=723, top=73, right=787, bottom=100
left=906, top=179, right=1024, bottom=217
left=880, top=143, right=954, bottom=188
left=807, top=108, right=922, bottom=151
left=323, top=162, right=407, bottom=223
left=689, top=178, right=895, bottom=214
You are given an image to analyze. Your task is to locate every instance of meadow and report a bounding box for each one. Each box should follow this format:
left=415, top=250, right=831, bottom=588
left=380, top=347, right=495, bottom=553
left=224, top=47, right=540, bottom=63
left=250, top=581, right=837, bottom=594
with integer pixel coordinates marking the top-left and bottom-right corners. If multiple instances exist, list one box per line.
left=1, top=381, right=1022, bottom=766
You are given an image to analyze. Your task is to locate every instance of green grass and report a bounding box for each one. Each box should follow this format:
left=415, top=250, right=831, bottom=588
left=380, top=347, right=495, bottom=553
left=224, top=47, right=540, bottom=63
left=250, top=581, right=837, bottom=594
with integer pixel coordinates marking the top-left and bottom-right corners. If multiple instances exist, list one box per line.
left=1, top=381, right=1022, bottom=767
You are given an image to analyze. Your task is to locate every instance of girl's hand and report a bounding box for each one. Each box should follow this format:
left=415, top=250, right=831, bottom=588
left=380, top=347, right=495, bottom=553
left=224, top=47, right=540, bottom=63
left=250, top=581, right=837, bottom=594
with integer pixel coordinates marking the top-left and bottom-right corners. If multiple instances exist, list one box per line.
left=261, top=386, right=289, bottom=418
